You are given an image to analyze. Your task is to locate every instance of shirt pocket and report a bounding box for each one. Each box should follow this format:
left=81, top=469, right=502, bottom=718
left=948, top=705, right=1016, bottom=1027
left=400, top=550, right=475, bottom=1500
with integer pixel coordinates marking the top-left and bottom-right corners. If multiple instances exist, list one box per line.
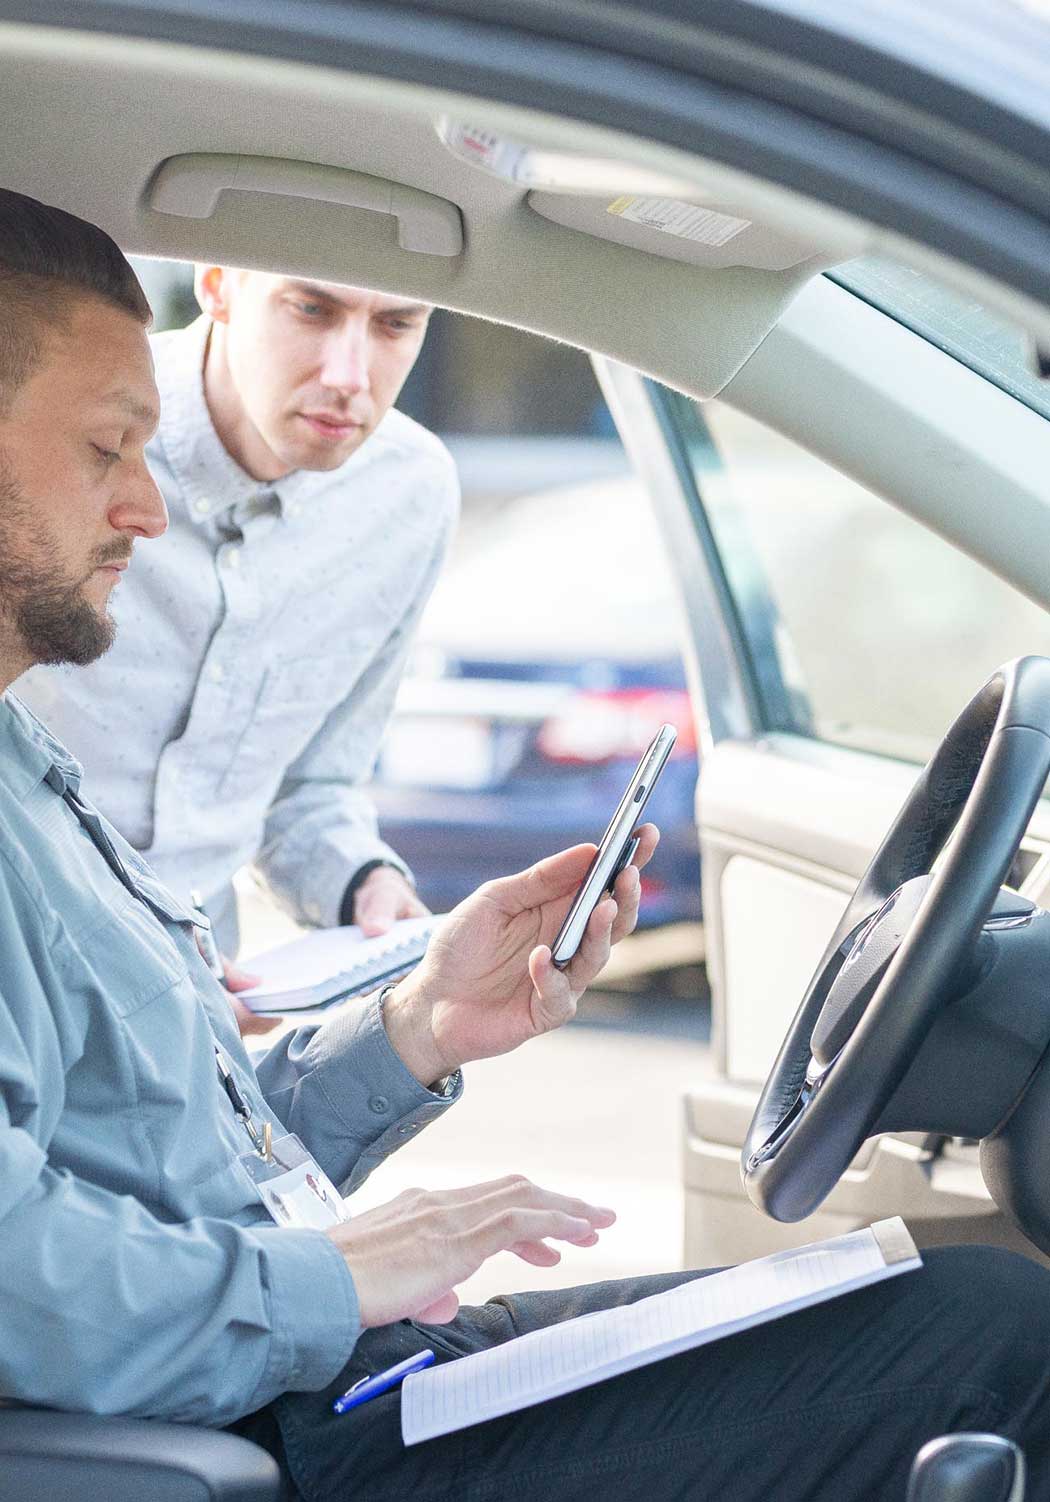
left=70, top=895, right=259, bottom=1217
left=216, top=650, right=370, bottom=800
left=75, top=887, right=190, bottom=1020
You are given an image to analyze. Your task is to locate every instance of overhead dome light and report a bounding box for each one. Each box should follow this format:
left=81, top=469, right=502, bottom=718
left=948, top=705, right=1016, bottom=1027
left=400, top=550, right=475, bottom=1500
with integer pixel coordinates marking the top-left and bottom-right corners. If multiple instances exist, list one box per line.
left=437, top=118, right=703, bottom=198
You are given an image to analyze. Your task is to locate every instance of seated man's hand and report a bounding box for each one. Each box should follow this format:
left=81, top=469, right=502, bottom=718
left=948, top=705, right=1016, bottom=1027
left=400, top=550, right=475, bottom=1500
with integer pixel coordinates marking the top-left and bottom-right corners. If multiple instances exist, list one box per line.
left=327, top=1175, right=616, bottom=1326
left=382, top=824, right=658, bottom=1085
left=223, top=957, right=283, bottom=1038
left=354, top=865, right=430, bottom=937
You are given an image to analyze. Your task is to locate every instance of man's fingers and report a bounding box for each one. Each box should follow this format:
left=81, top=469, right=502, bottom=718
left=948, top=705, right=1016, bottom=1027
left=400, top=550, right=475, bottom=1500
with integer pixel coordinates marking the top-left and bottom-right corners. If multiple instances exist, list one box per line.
left=609, top=863, right=642, bottom=943
left=334, top=1177, right=615, bottom=1328
left=630, top=822, right=660, bottom=870
left=488, top=844, right=598, bottom=915
left=527, top=943, right=565, bottom=1017
left=229, top=994, right=283, bottom=1037
left=224, top=963, right=263, bottom=992
left=528, top=933, right=589, bottom=1031
left=508, top=1239, right=563, bottom=1267
left=528, top=895, right=617, bottom=1028
left=357, top=896, right=428, bottom=937
left=432, top=1175, right=616, bottom=1228
left=353, top=870, right=428, bottom=936
left=557, top=895, right=618, bottom=992
left=473, top=1208, right=603, bottom=1261
left=461, top=1174, right=618, bottom=1258
left=357, top=909, right=395, bottom=937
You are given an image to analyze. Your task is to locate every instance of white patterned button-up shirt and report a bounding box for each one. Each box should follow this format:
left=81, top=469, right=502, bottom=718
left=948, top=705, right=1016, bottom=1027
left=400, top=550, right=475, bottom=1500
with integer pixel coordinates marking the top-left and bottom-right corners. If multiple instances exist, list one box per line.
left=18, top=316, right=459, bottom=949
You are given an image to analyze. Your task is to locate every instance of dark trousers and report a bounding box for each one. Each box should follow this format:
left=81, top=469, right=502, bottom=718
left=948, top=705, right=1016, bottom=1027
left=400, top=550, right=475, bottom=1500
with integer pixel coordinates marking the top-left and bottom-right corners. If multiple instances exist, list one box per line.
left=230, top=1245, right=1050, bottom=1501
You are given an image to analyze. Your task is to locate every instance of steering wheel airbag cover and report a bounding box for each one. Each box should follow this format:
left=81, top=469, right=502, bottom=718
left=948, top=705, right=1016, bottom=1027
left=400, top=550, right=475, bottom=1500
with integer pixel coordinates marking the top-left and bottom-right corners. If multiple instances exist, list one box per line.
left=810, top=876, right=931, bottom=1067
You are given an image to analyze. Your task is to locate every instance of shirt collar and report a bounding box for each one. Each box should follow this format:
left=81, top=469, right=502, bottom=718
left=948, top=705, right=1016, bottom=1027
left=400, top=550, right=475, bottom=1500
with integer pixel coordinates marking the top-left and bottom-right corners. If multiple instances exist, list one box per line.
left=153, top=317, right=381, bottom=525
left=0, top=692, right=83, bottom=798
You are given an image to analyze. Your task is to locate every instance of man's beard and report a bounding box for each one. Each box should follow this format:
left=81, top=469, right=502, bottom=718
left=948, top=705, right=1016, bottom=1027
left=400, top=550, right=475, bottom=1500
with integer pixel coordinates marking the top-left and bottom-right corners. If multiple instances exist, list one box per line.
left=0, top=453, right=119, bottom=668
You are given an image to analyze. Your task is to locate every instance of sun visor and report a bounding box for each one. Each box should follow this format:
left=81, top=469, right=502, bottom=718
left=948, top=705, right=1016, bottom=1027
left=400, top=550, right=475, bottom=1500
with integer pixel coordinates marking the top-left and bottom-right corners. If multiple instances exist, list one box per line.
left=527, top=191, right=820, bottom=272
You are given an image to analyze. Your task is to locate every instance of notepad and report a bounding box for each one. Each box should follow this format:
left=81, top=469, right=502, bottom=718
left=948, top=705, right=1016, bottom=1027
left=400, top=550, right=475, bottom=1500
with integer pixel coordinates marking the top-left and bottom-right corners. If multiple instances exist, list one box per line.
left=238, top=916, right=439, bottom=1013
left=400, top=1217, right=919, bottom=1445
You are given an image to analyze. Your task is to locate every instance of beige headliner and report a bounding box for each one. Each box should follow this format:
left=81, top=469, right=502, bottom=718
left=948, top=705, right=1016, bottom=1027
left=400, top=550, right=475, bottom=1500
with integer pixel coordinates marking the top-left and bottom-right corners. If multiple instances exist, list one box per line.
left=0, top=21, right=872, bottom=399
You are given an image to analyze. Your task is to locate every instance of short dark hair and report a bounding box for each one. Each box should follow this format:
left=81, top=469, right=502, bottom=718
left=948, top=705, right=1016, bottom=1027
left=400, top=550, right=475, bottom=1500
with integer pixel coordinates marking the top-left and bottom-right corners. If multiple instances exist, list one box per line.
left=0, top=188, right=151, bottom=413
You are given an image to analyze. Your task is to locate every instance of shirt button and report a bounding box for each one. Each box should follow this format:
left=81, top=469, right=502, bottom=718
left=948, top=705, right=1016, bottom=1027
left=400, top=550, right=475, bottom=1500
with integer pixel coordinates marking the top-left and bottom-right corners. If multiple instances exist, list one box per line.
left=288, top=502, right=303, bottom=519
left=224, top=547, right=241, bottom=569
left=209, top=663, right=225, bottom=683
left=193, top=498, right=210, bottom=517
left=369, top=1095, right=390, bottom=1115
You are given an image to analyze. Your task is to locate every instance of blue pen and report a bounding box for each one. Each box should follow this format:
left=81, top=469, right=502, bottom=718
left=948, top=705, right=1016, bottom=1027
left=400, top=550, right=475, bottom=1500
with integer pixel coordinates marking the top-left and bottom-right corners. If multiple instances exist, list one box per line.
left=332, top=1348, right=435, bottom=1414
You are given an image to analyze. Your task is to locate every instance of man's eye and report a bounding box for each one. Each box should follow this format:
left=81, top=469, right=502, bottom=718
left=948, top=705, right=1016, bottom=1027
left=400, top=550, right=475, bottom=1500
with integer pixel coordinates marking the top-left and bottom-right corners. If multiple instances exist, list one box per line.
left=295, top=302, right=325, bottom=317
left=93, top=445, right=121, bottom=466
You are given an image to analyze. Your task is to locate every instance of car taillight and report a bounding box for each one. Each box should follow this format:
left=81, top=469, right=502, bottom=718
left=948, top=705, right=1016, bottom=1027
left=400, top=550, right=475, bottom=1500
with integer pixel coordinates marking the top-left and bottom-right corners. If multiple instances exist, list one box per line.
left=537, top=688, right=697, bottom=765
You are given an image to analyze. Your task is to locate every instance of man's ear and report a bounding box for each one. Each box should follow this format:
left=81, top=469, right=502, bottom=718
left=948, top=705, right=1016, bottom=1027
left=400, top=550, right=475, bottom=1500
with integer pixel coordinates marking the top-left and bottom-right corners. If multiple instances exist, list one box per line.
left=194, top=265, right=234, bottom=324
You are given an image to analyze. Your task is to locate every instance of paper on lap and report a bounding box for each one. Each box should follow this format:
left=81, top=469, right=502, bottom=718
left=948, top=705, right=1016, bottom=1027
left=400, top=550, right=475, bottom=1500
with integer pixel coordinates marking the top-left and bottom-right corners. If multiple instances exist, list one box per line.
left=400, top=1218, right=920, bottom=1445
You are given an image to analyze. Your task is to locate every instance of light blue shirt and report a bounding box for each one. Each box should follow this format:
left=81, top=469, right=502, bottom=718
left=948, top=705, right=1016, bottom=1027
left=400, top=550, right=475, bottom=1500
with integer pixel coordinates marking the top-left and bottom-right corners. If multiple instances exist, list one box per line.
left=0, top=694, right=459, bottom=1424
left=17, top=316, right=459, bottom=950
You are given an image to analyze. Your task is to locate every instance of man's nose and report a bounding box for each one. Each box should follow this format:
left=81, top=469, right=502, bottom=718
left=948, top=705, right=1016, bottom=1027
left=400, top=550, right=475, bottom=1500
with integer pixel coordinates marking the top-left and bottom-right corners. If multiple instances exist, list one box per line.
left=319, top=327, right=370, bottom=396
left=108, top=461, right=169, bottom=540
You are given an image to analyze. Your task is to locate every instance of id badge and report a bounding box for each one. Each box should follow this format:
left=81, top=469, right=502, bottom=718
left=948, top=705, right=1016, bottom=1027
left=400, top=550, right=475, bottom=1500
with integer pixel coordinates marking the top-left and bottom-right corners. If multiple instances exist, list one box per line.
left=238, top=1134, right=349, bottom=1229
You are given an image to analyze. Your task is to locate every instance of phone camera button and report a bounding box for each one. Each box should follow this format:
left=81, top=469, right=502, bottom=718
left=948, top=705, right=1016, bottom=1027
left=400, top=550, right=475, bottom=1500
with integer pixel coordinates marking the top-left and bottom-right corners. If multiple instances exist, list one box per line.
left=633, top=784, right=646, bottom=802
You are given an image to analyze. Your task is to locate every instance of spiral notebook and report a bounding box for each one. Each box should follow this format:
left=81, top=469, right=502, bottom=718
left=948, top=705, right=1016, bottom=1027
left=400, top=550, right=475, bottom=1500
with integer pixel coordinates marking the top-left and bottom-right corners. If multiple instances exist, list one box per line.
left=238, top=916, right=439, bottom=1013
left=401, top=1218, right=920, bottom=1445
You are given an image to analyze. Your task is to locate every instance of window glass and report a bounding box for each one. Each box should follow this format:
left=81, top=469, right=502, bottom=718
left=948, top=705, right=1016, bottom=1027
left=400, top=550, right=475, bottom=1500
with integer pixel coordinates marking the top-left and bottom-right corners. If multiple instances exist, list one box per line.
left=831, top=256, right=1050, bottom=425
left=128, top=257, right=700, bottom=929
left=676, top=397, right=1050, bottom=763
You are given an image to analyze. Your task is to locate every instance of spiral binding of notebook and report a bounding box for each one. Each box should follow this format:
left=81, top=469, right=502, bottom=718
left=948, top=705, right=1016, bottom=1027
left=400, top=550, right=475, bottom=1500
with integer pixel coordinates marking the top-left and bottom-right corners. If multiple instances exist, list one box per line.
left=240, top=916, right=439, bottom=1014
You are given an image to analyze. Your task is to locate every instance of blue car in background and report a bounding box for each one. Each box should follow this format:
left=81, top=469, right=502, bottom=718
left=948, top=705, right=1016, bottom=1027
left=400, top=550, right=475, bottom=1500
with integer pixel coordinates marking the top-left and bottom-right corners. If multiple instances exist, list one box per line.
left=370, top=473, right=702, bottom=925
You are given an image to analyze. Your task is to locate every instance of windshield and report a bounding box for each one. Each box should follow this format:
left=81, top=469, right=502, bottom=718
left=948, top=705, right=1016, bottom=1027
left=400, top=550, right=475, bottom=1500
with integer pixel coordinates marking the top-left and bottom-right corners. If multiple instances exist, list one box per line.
left=830, top=255, right=1050, bottom=424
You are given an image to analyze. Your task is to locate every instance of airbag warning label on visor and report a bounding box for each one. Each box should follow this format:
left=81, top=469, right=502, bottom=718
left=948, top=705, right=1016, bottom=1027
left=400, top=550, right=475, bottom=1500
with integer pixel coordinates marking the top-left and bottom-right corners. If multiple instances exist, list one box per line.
left=607, top=197, right=750, bottom=247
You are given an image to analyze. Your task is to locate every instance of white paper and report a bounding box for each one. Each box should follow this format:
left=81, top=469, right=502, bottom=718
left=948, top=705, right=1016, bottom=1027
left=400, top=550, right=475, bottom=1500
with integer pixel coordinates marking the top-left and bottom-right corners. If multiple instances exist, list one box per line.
left=239, top=916, right=438, bottom=1011
left=401, top=1218, right=920, bottom=1445
left=606, top=196, right=750, bottom=246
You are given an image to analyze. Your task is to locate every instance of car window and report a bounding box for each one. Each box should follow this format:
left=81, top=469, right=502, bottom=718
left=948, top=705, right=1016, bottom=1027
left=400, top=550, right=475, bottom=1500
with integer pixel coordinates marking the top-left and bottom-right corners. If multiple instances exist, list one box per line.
left=668, top=395, right=1050, bottom=764
left=831, top=255, right=1050, bottom=426
left=379, top=387, right=702, bottom=925
left=131, top=257, right=702, bottom=928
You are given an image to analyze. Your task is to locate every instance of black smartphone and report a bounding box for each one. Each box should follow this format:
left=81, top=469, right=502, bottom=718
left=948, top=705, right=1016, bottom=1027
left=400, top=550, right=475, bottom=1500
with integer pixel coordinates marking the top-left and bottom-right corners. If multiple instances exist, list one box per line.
left=550, top=723, right=677, bottom=968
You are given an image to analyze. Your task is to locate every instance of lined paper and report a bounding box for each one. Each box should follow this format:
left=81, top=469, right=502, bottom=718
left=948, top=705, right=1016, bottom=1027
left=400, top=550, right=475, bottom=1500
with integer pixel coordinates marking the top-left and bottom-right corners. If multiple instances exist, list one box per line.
left=401, top=1218, right=920, bottom=1445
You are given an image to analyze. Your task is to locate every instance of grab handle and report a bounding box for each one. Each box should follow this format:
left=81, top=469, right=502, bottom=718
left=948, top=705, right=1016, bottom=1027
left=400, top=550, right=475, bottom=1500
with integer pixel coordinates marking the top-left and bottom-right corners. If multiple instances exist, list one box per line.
left=150, top=153, right=463, bottom=257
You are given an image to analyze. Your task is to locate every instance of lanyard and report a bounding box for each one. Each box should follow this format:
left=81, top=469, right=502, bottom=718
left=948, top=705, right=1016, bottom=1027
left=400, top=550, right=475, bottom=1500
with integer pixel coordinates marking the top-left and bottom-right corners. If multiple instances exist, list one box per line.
left=215, top=1048, right=272, bottom=1161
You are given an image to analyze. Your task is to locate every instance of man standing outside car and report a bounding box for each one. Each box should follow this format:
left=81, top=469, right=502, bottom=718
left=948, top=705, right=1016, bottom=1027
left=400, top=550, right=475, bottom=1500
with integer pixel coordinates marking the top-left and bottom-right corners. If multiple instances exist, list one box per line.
left=18, top=256, right=456, bottom=1031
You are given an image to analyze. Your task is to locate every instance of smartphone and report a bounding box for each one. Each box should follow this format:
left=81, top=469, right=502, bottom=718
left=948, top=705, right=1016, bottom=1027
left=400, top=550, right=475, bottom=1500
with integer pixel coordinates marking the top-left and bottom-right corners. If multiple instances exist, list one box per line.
left=550, top=723, right=677, bottom=968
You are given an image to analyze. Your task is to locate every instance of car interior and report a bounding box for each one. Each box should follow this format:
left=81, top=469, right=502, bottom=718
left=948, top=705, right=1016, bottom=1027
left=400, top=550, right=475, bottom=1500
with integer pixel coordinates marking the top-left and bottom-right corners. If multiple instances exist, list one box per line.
left=2, top=5, right=1050, bottom=1497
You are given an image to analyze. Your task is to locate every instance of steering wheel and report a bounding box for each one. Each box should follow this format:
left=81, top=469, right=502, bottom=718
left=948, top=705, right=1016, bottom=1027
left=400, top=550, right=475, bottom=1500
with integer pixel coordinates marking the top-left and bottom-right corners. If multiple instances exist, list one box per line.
left=742, top=656, right=1050, bottom=1224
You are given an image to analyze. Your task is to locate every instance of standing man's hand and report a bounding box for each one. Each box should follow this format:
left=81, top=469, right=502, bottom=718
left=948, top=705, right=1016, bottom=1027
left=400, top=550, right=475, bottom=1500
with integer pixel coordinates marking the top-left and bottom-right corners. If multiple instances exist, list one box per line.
left=353, top=865, right=429, bottom=937
left=382, top=825, right=658, bottom=1086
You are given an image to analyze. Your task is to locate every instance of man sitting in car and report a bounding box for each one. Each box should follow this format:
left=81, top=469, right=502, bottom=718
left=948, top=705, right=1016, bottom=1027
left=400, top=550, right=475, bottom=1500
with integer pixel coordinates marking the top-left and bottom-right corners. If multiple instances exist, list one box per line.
left=17, top=247, right=456, bottom=1033
left=1, top=189, right=1049, bottom=1502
